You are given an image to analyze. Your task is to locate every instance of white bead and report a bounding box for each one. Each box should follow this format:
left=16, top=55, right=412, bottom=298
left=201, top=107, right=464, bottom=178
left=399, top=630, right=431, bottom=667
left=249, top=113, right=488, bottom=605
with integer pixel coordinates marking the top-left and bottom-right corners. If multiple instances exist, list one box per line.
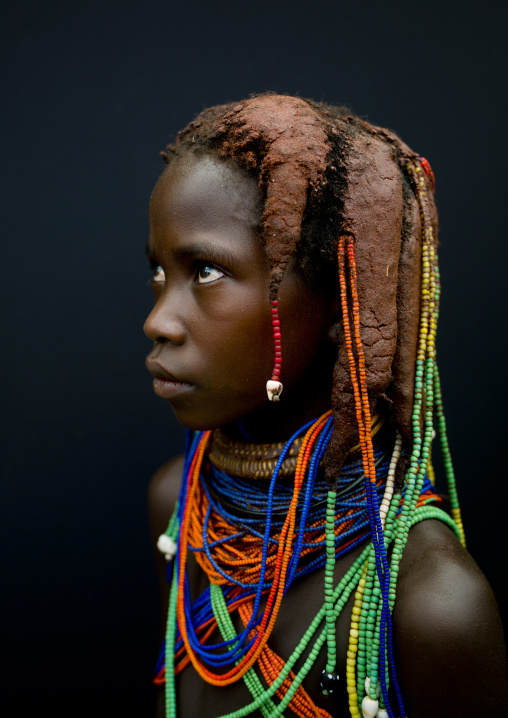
left=266, top=380, right=283, bottom=401
left=361, top=696, right=379, bottom=718
left=376, top=710, right=389, bottom=718
left=157, top=534, right=177, bottom=562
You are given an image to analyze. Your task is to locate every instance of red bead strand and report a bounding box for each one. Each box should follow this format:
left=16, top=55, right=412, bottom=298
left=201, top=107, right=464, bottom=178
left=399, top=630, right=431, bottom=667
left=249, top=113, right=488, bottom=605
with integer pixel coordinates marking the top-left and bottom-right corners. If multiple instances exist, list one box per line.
left=419, top=156, right=435, bottom=191
left=267, top=300, right=283, bottom=400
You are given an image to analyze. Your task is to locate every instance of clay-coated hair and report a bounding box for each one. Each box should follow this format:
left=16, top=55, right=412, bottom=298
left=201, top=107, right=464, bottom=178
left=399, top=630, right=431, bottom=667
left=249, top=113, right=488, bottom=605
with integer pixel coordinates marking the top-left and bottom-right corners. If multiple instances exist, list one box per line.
left=161, top=94, right=437, bottom=484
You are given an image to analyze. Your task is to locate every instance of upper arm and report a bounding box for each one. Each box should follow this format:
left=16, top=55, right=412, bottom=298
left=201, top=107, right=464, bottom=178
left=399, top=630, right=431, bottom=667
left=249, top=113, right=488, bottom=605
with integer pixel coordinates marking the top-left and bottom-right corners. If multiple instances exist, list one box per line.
left=148, top=454, right=184, bottom=631
left=392, top=520, right=508, bottom=717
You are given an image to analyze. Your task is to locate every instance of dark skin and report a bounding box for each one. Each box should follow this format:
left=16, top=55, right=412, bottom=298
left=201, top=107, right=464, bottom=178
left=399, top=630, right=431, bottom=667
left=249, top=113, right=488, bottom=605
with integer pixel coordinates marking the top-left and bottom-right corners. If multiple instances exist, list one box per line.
left=145, top=154, right=508, bottom=717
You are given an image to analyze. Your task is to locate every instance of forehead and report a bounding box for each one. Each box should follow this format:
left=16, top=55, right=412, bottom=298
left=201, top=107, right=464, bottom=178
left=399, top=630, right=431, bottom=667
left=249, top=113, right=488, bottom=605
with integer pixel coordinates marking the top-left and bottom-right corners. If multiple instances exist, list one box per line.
left=149, top=154, right=262, bottom=237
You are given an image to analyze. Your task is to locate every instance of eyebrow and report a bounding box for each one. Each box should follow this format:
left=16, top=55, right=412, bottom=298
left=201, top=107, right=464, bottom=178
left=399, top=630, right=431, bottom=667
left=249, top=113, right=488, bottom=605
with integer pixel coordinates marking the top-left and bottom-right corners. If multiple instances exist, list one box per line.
left=179, top=242, right=243, bottom=267
left=146, top=241, right=243, bottom=272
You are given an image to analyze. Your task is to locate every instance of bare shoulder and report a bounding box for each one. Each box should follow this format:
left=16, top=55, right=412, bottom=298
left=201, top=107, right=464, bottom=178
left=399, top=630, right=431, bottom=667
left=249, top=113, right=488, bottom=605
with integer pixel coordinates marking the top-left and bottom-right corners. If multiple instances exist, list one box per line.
left=392, top=519, right=508, bottom=717
left=148, top=454, right=185, bottom=542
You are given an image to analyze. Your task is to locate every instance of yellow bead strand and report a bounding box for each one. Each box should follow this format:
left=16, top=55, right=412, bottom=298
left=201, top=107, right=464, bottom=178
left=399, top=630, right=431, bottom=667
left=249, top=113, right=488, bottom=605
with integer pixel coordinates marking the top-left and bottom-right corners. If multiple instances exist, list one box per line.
left=346, top=567, right=368, bottom=717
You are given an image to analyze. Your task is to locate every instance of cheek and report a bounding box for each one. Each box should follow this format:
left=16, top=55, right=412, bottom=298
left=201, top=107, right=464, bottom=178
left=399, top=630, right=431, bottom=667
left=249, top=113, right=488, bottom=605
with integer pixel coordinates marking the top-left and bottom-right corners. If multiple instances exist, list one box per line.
left=204, top=302, right=274, bottom=389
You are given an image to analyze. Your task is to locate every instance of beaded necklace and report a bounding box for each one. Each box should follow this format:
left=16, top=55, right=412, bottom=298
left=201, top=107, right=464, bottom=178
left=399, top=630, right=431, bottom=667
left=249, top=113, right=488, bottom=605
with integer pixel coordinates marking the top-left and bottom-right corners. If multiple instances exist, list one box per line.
left=155, top=423, right=453, bottom=718
left=155, top=158, right=464, bottom=718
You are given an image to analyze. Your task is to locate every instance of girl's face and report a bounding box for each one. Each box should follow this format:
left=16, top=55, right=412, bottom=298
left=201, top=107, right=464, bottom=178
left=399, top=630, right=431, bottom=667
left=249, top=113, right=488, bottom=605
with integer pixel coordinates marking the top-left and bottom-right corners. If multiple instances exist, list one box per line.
left=144, top=154, right=338, bottom=440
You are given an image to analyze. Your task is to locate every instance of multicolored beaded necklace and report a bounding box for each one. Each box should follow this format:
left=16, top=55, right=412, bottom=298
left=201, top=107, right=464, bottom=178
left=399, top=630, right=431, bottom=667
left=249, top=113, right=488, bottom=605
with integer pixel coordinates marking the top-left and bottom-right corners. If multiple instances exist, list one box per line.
left=154, top=158, right=465, bottom=718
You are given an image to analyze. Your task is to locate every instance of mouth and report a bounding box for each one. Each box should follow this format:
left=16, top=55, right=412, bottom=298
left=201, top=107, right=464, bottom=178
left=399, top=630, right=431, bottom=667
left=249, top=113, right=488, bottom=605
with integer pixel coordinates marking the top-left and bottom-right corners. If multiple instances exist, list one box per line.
left=145, top=359, right=194, bottom=400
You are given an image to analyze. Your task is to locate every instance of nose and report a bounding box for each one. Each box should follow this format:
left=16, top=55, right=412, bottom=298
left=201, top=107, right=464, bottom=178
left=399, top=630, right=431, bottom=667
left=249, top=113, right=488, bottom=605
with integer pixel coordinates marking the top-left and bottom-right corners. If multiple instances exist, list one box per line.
left=143, top=291, right=186, bottom=345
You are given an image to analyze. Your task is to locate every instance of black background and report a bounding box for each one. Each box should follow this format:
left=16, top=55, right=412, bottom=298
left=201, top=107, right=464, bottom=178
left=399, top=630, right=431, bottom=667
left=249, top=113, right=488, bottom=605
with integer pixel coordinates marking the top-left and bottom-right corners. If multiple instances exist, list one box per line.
left=2, top=1, right=507, bottom=715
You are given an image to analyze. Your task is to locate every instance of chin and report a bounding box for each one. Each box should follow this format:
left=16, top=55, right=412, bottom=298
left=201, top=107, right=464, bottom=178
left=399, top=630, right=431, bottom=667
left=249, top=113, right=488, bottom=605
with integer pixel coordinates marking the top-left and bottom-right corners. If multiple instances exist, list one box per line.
left=169, top=405, right=236, bottom=433
left=168, top=389, right=271, bottom=433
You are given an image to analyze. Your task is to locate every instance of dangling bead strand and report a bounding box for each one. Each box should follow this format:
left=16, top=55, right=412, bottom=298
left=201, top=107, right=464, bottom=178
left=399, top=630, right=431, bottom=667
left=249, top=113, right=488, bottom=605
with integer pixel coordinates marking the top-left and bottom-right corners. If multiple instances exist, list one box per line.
left=338, top=234, right=402, bottom=718
left=378, top=434, right=401, bottom=529
left=267, top=299, right=283, bottom=401
left=321, top=489, right=338, bottom=695
left=346, top=567, right=368, bottom=717
left=359, top=435, right=401, bottom=713
left=431, top=250, right=464, bottom=544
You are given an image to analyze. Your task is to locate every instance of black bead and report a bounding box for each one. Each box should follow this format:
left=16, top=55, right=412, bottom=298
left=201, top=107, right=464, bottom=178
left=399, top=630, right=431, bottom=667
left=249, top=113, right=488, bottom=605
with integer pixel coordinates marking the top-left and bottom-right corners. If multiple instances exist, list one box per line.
left=320, top=668, right=338, bottom=695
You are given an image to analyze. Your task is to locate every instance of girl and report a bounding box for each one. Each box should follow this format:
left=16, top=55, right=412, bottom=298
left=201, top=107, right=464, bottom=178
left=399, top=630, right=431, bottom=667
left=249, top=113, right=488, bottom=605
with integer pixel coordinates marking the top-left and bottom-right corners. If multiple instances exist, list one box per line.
left=144, top=95, right=508, bottom=718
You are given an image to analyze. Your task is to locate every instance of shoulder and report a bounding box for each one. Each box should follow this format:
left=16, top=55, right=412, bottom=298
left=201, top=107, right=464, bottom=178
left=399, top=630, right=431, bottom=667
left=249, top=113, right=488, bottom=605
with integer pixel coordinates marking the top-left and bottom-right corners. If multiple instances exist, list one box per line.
left=395, top=520, right=500, bottom=641
left=392, top=519, right=508, bottom=717
left=148, top=454, right=185, bottom=629
left=148, top=454, right=185, bottom=543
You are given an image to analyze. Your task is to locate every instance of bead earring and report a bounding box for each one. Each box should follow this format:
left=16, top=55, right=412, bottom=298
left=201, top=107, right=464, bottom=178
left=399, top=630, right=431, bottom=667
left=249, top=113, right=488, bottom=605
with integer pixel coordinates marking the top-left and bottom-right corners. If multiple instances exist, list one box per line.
left=266, top=299, right=283, bottom=401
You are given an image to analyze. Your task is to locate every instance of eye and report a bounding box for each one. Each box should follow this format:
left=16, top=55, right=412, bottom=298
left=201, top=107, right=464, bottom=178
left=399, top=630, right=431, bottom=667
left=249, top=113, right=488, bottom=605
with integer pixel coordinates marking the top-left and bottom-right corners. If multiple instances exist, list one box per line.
left=195, top=263, right=224, bottom=284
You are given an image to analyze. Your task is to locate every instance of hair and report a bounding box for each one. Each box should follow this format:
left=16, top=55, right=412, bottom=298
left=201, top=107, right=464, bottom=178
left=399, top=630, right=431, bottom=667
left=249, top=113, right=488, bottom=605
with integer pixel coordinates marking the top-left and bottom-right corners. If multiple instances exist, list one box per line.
left=161, top=93, right=438, bottom=488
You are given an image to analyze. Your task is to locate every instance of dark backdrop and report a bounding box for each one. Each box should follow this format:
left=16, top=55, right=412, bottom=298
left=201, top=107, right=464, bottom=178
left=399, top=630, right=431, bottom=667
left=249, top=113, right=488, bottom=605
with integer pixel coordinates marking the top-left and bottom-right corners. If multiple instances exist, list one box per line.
left=2, top=1, right=507, bottom=715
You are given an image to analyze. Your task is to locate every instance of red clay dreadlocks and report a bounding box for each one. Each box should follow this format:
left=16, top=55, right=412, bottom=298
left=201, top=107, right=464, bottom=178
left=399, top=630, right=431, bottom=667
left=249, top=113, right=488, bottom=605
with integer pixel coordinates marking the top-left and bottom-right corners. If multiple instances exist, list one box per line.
left=161, top=94, right=436, bottom=486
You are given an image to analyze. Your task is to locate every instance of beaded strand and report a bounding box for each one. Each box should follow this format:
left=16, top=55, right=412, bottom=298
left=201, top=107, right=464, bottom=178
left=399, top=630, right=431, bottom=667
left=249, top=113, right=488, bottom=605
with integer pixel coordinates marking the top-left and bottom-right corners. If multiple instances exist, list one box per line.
left=155, top=416, right=394, bottom=688
left=321, top=489, right=338, bottom=694
left=161, top=498, right=459, bottom=717
left=336, top=158, right=463, bottom=718
left=266, top=299, right=283, bottom=401
left=177, top=416, right=333, bottom=685
left=338, top=234, right=402, bottom=717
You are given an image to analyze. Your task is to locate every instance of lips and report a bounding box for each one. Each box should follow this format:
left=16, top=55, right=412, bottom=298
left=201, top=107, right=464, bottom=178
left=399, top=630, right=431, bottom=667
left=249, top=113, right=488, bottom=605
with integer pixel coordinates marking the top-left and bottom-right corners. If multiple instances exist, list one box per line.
left=145, top=358, right=194, bottom=400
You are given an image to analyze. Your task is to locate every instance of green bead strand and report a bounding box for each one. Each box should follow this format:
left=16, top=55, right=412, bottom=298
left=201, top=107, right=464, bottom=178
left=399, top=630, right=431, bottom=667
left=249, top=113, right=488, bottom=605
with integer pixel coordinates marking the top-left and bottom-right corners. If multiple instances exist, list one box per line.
left=165, top=568, right=179, bottom=718
left=324, top=490, right=338, bottom=675
left=212, top=547, right=370, bottom=718
left=433, top=363, right=466, bottom=545
left=210, top=583, right=278, bottom=717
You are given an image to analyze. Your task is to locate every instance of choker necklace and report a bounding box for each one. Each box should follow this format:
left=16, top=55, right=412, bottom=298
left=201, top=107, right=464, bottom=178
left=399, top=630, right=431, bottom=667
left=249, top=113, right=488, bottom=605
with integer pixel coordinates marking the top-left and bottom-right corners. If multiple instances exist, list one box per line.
left=208, top=414, right=386, bottom=481
left=208, top=429, right=305, bottom=480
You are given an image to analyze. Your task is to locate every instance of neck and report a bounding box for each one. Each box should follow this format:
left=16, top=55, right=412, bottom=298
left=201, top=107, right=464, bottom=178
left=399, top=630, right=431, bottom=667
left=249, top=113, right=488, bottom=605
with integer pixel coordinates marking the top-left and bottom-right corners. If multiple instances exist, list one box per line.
left=222, top=396, right=333, bottom=444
